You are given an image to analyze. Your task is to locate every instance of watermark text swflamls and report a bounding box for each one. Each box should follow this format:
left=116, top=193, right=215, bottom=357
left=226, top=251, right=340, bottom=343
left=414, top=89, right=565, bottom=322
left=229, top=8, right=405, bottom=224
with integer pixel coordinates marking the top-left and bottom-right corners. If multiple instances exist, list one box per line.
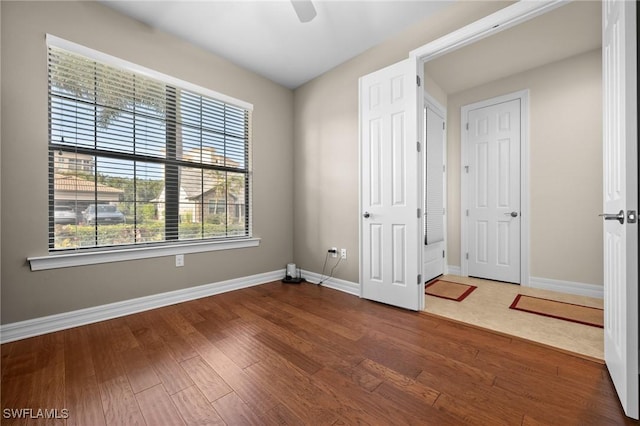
left=3, top=408, right=69, bottom=420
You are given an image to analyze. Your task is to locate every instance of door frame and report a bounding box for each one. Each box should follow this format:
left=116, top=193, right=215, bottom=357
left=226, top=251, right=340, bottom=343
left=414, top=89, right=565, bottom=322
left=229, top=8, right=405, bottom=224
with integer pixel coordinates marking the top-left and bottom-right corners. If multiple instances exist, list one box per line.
left=460, top=90, right=530, bottom=285
left=423, top=92, right=448, bottom=279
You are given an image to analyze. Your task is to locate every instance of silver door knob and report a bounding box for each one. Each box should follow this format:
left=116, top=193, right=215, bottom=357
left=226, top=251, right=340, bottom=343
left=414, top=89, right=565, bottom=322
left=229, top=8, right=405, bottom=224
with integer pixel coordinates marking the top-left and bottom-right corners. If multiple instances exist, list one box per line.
left=363, top=212, right=370, bottom=219
left=504, top=211, right=518, bottom=217
left=599, top=210, right=624, bottom=225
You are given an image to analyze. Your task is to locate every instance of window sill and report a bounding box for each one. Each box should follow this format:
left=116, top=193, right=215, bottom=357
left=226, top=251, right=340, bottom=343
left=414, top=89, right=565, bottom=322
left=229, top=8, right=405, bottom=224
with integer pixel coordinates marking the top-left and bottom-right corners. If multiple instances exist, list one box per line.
left=28, top=238, right=261, bottom=271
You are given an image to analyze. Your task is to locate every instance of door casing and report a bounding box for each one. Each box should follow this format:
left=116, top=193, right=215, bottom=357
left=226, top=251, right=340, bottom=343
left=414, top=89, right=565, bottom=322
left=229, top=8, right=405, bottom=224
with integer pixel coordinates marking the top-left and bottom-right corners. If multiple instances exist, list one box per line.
left=460, top=90, right=530, bottom=285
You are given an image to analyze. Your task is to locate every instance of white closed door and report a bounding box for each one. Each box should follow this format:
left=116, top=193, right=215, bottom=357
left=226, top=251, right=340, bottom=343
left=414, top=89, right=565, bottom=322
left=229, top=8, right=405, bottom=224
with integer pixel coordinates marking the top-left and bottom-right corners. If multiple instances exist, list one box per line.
left=465, top=98, right=521, bottom=283
left=423, top=104, right=446, bottom=282
left=360, top=58, right=421, bottom=311
left=602, top=0, right=638, bottom=419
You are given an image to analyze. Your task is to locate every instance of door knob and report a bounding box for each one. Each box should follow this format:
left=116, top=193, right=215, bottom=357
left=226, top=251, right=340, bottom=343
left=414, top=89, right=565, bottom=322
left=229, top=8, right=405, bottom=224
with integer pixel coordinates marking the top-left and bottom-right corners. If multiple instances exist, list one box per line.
left=599, top=210, right=625, bottom=225
left=363, top=212, right=370, bottom=219
left=504, top=211, right=518, bottom=218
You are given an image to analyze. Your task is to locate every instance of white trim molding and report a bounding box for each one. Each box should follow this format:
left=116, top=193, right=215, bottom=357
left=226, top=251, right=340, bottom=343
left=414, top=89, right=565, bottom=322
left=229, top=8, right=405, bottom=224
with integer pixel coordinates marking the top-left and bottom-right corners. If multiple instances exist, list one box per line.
left=0, top=269, right=281, bottom=343
left=528, top=276, right=604, bottom=299
left=28, top=238, right=261, bottom=271
left=302, top=270, right=360, bottom=296
left=410, top=0, right=568, bottom=62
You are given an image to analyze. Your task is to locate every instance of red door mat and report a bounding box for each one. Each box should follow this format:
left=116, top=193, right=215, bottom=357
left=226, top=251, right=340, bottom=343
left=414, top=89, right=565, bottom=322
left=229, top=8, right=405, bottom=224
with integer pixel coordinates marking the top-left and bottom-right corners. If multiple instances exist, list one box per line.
left=425, top=280, right=477, bottom=302
left=509, top=294, right=604, bottom=328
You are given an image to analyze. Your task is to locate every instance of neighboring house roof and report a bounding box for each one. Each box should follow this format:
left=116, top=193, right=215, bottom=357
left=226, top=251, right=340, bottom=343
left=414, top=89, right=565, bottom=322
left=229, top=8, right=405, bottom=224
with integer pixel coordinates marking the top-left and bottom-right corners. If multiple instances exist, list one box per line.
left=188, top=186, right=238, bottom=202
left=54, top=174, right=124, bottom=194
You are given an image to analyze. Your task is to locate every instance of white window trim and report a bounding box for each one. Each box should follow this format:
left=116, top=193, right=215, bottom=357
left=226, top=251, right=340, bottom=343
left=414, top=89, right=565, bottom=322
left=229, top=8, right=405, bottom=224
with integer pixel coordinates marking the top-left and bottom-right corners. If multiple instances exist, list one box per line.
left=28, top=237, right=261, bottom=271
left=39, top=35, right=256, bottom=264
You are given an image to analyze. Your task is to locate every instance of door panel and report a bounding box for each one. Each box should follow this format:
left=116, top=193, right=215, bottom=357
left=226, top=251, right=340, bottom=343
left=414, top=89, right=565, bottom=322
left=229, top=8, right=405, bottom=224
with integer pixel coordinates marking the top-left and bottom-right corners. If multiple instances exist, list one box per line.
left=466, top=99, right=520, bottom=283
left=360, top=58, right=421, bottom=311
left=602, top=0, right=638, bottom=419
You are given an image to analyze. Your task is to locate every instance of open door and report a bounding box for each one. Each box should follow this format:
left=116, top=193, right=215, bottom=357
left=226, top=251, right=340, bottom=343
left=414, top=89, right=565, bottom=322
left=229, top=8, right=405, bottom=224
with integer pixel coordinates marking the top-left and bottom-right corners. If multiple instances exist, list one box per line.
left=359, top=58, right=422, bottom=311
left=602, top=0, right=638, bottom=419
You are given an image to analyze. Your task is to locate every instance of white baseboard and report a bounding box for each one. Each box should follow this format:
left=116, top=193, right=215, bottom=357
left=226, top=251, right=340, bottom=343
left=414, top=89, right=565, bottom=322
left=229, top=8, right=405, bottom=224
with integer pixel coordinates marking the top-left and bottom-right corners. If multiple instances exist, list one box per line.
left=446, top=265, right=462, bottom=275
left=443, top=266, right=603, bottom=299
left=301, top=270, right=360, bottom=296
left=0, top=270, right=283, bottom=344
left=527, top=276, right=603, bottom=299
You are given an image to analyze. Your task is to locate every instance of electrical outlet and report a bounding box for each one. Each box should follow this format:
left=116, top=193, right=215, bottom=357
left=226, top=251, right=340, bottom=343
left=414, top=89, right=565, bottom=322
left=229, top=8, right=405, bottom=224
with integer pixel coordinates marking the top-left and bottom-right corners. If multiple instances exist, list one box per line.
left=340, top=248, right=347, bottom=260
left=330, top=247, right=338, bottom=258
left=175, top=254, right=184, bottom=267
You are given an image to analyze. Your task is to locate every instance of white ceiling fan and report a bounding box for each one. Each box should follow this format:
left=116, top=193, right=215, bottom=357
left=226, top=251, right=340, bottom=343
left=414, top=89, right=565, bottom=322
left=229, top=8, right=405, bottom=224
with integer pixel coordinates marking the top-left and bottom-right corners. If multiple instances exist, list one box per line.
left=291, top=0, right=317, bottom=23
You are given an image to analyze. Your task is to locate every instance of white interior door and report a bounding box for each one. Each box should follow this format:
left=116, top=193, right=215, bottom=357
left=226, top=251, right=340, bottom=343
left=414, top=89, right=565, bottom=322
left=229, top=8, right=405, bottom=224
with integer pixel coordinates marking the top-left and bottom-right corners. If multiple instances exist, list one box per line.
left=464, top=97, right=521, bottom=283
left=360, top=58, right=421, bottom=311
left=423, top=102, right=446, bottom=282
left=602, top=0, right=638, bottom=419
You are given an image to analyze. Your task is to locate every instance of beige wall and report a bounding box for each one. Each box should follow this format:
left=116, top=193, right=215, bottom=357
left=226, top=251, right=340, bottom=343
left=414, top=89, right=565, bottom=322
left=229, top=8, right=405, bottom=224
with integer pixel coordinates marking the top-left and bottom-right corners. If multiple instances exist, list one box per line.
left=292, top=2, right=511, bottom=283
left=0, top=1, right=294, bottom=324
left=445, top=49, right=603, bottom=285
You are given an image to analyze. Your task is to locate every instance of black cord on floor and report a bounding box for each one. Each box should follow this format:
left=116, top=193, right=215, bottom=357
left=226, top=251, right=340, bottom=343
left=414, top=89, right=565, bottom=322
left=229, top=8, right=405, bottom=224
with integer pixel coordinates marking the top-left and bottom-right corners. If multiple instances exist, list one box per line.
left=318, top=255, right=342, bottom=285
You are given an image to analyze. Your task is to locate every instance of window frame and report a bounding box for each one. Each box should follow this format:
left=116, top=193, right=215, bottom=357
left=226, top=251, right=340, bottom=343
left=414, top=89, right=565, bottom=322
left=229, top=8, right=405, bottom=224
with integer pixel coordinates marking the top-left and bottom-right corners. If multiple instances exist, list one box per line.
left=30, top=35, right=258, bottom=270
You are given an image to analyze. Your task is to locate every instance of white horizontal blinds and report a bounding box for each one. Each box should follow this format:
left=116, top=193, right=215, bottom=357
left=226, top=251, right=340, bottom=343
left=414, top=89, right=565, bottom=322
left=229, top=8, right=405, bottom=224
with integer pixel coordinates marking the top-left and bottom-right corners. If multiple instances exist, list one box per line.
left=48, top=42, right=251, bottom=251
left=425, top=107, right=444, bottom=245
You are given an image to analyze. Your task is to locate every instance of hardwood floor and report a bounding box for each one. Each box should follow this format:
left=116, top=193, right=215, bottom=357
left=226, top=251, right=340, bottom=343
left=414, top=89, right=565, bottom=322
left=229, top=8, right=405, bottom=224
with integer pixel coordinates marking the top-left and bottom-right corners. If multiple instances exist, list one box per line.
left=1, top=282, right=635, bottom=425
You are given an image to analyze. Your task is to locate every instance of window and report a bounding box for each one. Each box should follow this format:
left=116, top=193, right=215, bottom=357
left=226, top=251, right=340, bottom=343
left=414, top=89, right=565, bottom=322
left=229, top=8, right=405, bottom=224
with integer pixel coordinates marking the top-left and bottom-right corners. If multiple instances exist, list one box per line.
left=47, top=36, right=252, bottom=252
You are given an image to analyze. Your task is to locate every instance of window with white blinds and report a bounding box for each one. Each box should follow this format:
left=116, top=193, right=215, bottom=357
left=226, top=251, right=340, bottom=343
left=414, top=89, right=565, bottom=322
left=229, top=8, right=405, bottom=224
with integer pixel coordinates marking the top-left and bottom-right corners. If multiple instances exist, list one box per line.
left=47, top=37, right=252, bottom=252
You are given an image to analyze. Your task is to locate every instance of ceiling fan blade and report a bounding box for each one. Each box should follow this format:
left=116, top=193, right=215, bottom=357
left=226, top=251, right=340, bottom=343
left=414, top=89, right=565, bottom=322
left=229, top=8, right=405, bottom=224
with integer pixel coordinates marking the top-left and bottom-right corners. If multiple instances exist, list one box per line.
left=291, top=0, right=317, bottom=23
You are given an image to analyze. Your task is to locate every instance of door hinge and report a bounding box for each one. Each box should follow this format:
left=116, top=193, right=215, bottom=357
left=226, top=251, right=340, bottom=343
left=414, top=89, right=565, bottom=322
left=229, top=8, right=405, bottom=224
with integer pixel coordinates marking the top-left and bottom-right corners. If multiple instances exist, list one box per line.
left=417, top=75, right=421, bottom=87
left=465, top=253, right=469, bottom=260
left=443, top=122, right=445, bottom=130
left=417, top=141, right=421, bottom=152
left=466, top=209, right=469, bottom=217
left=442, top=250, right=445, bottom=258
left=417, top=208, right=421, bottom=218
left=443, top=165, right=446, bottom=173
left=418, top=274, right=422, bottom=284
left=464, top=165, right=469, bottom=173
left=466, top=123, right=469, bottom=131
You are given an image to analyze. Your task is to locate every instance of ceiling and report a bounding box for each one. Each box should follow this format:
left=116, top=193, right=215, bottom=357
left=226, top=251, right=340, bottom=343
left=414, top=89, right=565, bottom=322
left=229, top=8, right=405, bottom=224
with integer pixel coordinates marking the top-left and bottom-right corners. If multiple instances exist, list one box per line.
left=100, top=0, right=454, bottom=89
left=425, top=1, right=602, bottom=95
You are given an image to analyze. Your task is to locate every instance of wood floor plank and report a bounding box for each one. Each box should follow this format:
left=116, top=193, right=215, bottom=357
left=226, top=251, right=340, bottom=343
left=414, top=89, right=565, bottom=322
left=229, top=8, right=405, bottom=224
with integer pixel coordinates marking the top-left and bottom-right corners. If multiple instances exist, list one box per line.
left=180, top=356, right=232, bottom=403
left=98, top=375, right=145, bottom=426
left=171, top=385, right=225, bottom=425
left=358, top=358, right=439, bottom=404
left=212, top=391, right=264, bottom=425
left=182, top=329, right=280, bottom=414
left=141, top=340, right=194, bottom=396
left=135, top=384, right=186, bottom=426
left=65, top=373, right=106, bottom=426
left=253, top=331, right=322, bottom=375
left=27, top=332, right=66, bottom=418
left=312, top=365, right=453, bottom=425
left=65, top=327, right=106, bottom=426
left=243, top=360, right=339, bottom=425
left=432, top=391, right=524, bottom=425
left=118, top=345, right=161, bottom=394
left=88, top=321, right=128, bottom=384
left=107, top=317, right=140, bottom=353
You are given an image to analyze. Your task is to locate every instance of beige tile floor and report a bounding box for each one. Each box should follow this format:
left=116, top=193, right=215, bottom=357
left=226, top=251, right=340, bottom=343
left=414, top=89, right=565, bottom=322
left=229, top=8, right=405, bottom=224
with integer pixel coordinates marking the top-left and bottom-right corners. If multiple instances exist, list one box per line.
left=423, top=275, right=604, bottom=361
